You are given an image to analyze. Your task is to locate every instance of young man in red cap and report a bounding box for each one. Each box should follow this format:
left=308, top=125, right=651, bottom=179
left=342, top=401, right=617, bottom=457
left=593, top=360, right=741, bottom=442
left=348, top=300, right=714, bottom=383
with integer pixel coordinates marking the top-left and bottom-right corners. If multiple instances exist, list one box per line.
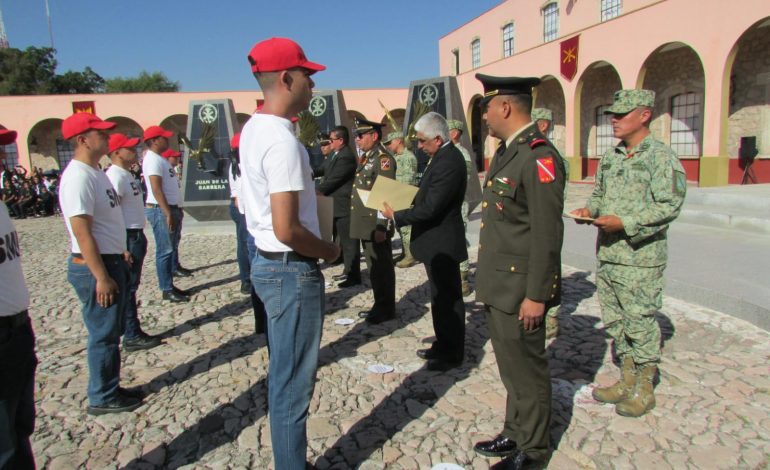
left=142, top=126, right=190, bottom=303
left=106, top=134, right=162, bottom=352
left=0, top=128, right=38, bottom=468
left=59, top=113, right=144, bottom=415
left=241, top=37, right=339, bottom=469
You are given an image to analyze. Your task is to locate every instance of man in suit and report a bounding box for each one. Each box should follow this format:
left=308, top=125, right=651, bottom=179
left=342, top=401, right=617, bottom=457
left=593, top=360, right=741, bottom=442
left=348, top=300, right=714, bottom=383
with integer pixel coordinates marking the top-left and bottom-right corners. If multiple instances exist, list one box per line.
left=383, top=112, right=467, bottom=371
left=350, top=118, right=397, bottom=324
left=316, top=125, right=360, bottom=286
left=472, top=75, right=565, bottom=470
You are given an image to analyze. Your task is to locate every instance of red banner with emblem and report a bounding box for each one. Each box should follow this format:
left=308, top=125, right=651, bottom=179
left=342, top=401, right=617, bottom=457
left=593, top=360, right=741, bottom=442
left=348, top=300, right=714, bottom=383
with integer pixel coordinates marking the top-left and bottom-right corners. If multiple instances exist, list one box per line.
left=560, top=35, right=579, bottom=81
left=72, top=101, right=95, bottom=114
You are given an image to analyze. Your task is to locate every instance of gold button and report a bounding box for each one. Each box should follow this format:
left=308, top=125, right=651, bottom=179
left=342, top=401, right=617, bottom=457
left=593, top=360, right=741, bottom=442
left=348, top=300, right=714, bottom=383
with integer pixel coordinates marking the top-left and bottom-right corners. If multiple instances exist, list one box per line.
left=554, top=274, right=558, bottom=279
left=551, top=294, right=555, bottom=299
left=351, top=205, right=354, bottom=209
left=552, top=283, right=557, bottom=288
left=498, top=191, right=503, bottom=195
left=482, top=201, right=488, bottom=208
left=480, top=222, right=484, bottom=229
left=510, top=266, right=516, bottom=272
left=479, top=244, right=482, bottom=250
left=486, top=181, right=492, bottom=187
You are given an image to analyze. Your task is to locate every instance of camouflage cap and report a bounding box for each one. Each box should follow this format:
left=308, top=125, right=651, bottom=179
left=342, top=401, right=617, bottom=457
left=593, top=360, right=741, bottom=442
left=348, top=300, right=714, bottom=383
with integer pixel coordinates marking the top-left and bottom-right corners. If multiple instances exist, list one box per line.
left=605, top=89, right=655, bottom=114
left=382, top=131, right=404, bottom=144
left=531, top=108, right=553, bottom=122
left=447, top=120, right=464, bottom=131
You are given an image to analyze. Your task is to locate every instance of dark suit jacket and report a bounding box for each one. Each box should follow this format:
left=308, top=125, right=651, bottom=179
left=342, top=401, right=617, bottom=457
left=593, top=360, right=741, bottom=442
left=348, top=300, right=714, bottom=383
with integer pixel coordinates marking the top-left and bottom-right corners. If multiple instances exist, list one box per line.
left=316, top=146, right=357, bottom=217
left=394, top=142, right=468, bottom=264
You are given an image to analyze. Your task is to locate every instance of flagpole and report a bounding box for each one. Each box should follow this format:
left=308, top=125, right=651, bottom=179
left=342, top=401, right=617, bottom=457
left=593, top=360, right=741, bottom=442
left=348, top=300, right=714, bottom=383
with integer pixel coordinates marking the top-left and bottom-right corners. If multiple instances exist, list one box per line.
left=44, top=0, right=54, bottom=49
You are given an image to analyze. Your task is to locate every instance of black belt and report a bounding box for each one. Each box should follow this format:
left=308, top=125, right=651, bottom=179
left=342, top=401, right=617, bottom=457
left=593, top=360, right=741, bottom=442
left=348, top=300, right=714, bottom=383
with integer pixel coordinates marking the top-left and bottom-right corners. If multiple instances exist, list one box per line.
left=0, top=310, right=29, bottom=329
left=258, top=249, right=317, bottom=263
left=145, top=203, right=179, bottom=209
left=72, top=253, right=123, bottom=262
left=126, top=228, right=143, bottom=233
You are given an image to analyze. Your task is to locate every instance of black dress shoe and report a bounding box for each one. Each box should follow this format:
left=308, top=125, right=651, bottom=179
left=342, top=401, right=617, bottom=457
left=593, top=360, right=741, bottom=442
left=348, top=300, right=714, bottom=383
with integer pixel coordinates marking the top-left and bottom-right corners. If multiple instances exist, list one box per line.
left=332, top=273, right=348, bottom=281
left=176, top=266, right=194, bottom=275
left=162, top=290, right=189, bottom=303
left=359, top=310, right=395, bottom=324
left=87, top=394, right=143, bottom=415
left=474, top=434, right=518, bottom=457
left=416, top=348, right=438, bottom=360
left=123, top=334, right=161, bottom=352
left=173, top=269, right=193, bottom=278
left=118, top=386, right=147, bottom=399
left=240, top=281, right=252, bottom=295
left=490, top=450, right=544, bottom=470
left=338, top=277, right=361, bottom=288
left=172, top=285, right=191, bottom=296
left=427, top=357, right=462, bottom=371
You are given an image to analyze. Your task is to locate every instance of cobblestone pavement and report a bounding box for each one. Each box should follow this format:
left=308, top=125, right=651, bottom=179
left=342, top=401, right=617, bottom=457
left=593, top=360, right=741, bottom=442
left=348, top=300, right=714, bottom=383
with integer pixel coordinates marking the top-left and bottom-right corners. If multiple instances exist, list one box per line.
left=17, top=194, right=770, bottom=469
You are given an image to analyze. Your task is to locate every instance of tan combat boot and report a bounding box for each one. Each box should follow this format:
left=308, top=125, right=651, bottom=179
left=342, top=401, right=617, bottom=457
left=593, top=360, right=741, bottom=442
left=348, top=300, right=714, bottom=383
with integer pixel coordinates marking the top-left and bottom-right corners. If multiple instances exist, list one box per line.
left=461, top=272, right=472, bottom=297
left=592, top=356, right=636, bottom=404
left=616, top=363, right=657, bottom=417
left=396, top=254, right=417, bottom=268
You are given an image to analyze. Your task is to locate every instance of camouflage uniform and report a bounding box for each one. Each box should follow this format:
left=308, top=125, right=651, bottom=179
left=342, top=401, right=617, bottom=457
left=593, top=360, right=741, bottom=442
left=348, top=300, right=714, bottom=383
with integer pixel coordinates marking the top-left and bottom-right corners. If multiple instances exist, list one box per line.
left=448, top=120, right=475, bottom=287
left=386, top=131, right=418, bottom=263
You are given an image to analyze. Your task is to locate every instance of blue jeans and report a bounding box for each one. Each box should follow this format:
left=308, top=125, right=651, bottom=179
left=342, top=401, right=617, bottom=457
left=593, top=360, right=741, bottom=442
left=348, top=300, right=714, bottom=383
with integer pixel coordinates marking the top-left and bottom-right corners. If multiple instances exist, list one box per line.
left=67, top=255, right=129, bottom=406
left=145, top=206, right=181, bottom=292
left=0, top=317, right=37, bottom=470
left=124, top=230, right=147, bottom=340
left=251, top=254, right=324, bottom=470
left=229, top=201, right=251, bottom=285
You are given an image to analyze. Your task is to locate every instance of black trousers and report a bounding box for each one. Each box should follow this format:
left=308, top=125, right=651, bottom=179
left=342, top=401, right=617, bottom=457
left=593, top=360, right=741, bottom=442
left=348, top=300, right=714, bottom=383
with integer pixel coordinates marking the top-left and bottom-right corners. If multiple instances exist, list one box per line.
left=335, top=215, right=360, bottom=278
left=0, top=317, right=37, bottom=470
left=425, top=255, right=465, bottom=361
left=361, top=238, right=395, bottom=315
left=486, top=304, right=551, bottom=461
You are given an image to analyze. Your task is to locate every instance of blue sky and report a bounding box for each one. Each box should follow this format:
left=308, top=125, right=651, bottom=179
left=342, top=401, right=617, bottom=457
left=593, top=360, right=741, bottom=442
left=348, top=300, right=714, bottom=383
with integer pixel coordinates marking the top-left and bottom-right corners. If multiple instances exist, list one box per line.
left=1, top=0, right=501, bottom=91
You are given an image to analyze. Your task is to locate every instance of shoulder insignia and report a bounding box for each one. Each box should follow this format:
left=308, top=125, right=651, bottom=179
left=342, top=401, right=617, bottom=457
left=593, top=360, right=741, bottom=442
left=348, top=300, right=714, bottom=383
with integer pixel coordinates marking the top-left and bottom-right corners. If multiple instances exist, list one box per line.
left=529, top=138, right=547, bottom=149
left=536, top=157, right=556, bottom=183
left=517, top=136, right=526, bottom=144
left=380, top=157, right=391, bottom=171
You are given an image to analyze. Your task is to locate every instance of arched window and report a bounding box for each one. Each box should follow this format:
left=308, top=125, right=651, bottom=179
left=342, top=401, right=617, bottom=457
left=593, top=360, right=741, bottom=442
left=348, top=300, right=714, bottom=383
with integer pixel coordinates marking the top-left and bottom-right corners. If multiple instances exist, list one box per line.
left=471, top=39, right=481, bottom=69
left=595, top=105, right=615, bottom=156
left=56, top=138, right=75, bottom=169
left=670, top=92, right=702, bottom=156
left=502, top=23, right=514, bottom=58
left=542, top=3, right=559, bottom=42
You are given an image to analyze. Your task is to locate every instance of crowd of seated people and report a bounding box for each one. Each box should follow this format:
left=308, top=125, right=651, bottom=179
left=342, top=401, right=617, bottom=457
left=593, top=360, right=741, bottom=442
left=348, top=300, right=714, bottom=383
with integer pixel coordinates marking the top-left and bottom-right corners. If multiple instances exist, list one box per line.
left=0, top=163, right=59, bottom=219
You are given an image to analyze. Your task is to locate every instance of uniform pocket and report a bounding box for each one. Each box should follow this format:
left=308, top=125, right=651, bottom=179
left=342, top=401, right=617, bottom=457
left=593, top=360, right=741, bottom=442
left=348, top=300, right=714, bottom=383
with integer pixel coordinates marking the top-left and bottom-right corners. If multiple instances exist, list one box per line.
left=494, top=253, right=529, bottom=274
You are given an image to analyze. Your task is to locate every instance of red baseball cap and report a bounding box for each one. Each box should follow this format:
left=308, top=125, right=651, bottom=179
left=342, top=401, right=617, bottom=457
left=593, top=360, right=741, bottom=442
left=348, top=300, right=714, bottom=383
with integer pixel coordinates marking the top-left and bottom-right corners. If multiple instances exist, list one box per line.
left=143, top=125, right=173, bottom=141
left=231, top=133, right=241, bottom=150
left=61, top=113, right=116, bottom=140
left=161, top=148, right=181, bottom=158
left=247, top=37, right=325, bottom=74
left=0, top=129, right=17, bottom=145
left=108, top=133, right=140, bottom=154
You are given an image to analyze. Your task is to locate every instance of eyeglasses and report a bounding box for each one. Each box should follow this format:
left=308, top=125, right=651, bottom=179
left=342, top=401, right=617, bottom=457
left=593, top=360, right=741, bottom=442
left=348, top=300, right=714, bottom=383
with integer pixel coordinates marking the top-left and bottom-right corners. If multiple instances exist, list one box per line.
left=329, top=137, right=342, bottom=141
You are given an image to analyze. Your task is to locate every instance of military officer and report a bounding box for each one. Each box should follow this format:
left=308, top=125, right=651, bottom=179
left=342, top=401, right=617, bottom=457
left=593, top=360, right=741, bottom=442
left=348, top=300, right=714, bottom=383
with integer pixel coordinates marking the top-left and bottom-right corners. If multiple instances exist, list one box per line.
left=383, top=130, right=418, bottom=268
left=531, top=107, right=569, bottom=339
left=350, top=118, right=397, bottom=324
left=447, top=119, right=475, bottom=296
left=473, top=75, right=565, bottom=469
left=571, top=89, right=686, bottom=418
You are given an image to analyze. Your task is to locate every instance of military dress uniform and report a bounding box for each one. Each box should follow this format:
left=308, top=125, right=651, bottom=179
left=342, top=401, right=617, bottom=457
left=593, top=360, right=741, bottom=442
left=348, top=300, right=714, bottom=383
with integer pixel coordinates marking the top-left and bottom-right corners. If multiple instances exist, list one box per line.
left=474, top=74, right=565, bottom=466
left=350, top=121, right=397, bottom=323
left=586, top=89, right=686, bottom=418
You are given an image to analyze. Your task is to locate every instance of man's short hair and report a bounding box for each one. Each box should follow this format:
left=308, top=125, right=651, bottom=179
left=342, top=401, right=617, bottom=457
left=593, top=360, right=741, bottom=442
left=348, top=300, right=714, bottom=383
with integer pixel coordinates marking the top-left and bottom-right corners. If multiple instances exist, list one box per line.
left=254, top=71, right=281, bottom=91
left=414, top=112, right=449, bottom=142
left=503, top=94, right=533, bottom=116
left=331, top=125, right=349, bottom=145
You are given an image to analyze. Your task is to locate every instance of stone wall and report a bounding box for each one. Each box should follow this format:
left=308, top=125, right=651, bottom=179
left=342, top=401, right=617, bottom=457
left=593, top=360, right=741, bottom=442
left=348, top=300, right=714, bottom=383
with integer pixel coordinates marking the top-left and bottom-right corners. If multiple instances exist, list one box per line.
left=728, top=25, right=770, bottom=158
left=579, top=64, right=621, bottom=157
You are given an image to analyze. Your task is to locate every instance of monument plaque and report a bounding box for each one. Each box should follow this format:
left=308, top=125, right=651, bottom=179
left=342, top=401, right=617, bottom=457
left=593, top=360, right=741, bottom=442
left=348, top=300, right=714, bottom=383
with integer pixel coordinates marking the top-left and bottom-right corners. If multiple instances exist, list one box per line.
left=180, top=99, right=237, bottom=221
left=305, top=90, right=351, bottom=170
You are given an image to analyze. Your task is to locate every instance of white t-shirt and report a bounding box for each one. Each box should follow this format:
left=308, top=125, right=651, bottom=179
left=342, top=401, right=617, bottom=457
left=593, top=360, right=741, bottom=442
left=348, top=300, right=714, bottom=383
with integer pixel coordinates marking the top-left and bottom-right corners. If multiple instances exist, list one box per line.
left=228, top=164, right=245, bottom=215
left=60, top=159, right=127, bottom=254
left=240, top=113, right=320, bottom=252
left=106, top=165, right=146, bottom=229
left=0, top=204, right=30, bottom=316
left=142, top=150, right=180, bottom=205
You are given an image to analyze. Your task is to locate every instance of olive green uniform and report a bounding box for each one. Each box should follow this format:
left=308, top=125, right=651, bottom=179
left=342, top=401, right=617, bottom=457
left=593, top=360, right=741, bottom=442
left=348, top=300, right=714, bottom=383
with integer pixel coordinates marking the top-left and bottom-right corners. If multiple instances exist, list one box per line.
left=393, top=149, right=418, bottom=260
left=586, top=134, right=685, bottom=365
left=350, top=143, right=397, bottom=316
left=476, top=123, right=565, bottom=461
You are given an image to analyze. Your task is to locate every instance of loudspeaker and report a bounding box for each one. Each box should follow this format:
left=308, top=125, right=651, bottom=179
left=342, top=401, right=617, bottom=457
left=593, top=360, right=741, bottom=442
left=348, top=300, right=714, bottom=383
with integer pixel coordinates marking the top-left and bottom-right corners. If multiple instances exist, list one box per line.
left=739, top=136, right=758, bottom=163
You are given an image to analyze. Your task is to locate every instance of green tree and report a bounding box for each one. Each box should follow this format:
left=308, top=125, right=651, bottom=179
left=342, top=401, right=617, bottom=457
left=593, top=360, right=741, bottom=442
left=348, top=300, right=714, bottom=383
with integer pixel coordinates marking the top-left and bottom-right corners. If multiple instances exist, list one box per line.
left=104, top=71, right=180, bottom=93
left=51, top=67, right=105, bottom=94
left=0, top=46, right=57, bottom=95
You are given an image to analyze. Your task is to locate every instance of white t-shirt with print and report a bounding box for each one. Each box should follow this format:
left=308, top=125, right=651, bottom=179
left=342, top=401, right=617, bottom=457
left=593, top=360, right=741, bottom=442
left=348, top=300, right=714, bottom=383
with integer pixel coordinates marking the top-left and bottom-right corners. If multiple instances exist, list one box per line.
left=0, top=204, right=30, bottom=316
left=60, top=159, right=126, bottom=254
left=142, top=150, right=179, bottom=205
left=240, top=113, right=320, bottom=252
left=106, top=165, right=146, bottom=229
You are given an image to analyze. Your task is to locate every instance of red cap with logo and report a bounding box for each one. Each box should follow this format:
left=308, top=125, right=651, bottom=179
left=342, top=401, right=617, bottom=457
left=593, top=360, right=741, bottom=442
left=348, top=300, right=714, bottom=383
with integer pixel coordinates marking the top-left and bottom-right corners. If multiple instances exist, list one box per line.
left=108, top=133, right=140, bottom=154
left=231, top=133, right=241, bottom=150
left=161, top=149, right=181, bottom=158
left=61, top=113, right=116, bottom=140
left=247, top=37, right=325, bottom=74
left=143, top=125, right=174, bottom=142
left=0, top=129, right=17, bottom=145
